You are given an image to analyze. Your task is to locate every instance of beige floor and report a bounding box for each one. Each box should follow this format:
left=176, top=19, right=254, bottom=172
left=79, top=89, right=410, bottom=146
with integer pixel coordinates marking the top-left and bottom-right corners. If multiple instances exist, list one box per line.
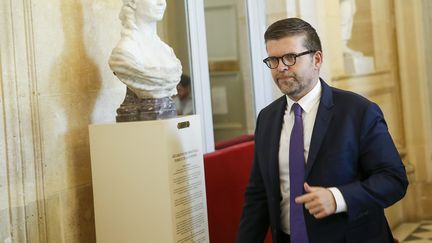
left=393, top=220, right=432, bottom=243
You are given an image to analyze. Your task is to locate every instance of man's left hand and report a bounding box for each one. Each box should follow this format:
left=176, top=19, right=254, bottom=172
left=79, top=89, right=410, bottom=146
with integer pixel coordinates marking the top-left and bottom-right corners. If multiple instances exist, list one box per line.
left=295, top=183, right=336, bottom=219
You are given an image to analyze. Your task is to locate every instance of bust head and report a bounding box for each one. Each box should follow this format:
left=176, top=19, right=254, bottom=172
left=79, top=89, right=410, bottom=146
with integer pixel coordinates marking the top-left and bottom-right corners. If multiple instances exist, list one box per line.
left=120, top=0, right=166, bottom=34
left=136, top=0, right=166, bottom=22
left=110, top=0, right=182, bottom=99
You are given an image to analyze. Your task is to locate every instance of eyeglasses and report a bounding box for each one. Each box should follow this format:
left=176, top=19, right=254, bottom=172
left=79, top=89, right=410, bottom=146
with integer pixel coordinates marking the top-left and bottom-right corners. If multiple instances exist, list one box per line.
left=263, top=50, right=317, bottom=69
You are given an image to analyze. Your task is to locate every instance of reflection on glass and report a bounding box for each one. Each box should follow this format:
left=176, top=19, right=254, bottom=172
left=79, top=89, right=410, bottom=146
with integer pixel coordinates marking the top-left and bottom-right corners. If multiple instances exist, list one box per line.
left=158, top=0, right=195, bottom=115
left=173, top=74, right=193, bottom=116
left=204, top=0, right=255, bottom=143
left=265, top=0, right=291, bottom=100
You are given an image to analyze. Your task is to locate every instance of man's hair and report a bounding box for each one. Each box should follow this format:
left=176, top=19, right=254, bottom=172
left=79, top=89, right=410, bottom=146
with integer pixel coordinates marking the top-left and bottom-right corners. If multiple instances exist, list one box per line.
left=179, top=74, right=191, bottom=87
left=264, top=18, right=322, bottom=52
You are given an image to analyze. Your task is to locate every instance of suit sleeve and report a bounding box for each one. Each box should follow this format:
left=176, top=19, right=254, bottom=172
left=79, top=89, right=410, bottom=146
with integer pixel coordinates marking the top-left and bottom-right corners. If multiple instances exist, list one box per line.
left=237, top=112, right=270, bottom=243
left=338, top=102, right=408, bottom=221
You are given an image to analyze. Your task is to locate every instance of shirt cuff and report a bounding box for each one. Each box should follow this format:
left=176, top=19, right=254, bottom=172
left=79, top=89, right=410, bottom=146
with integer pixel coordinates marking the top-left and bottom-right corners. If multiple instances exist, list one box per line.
left=328, top=187, right=347, bottom=213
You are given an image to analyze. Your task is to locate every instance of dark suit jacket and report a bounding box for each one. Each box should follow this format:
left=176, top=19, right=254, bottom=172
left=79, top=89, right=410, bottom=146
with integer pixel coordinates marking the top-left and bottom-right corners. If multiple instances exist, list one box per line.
left=237, top=80, right=408, bottom=243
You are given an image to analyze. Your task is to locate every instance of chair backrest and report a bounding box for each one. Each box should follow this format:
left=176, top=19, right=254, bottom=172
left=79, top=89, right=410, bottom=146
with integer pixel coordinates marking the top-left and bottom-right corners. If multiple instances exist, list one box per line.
left=204, top=140, right=255, bottom=243
left=214, top=134, right=254, bottom=150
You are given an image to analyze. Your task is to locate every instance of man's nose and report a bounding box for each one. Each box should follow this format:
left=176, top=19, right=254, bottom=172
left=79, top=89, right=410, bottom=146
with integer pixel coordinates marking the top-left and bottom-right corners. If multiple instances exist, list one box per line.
left=276, top=58, right=289, bottom=72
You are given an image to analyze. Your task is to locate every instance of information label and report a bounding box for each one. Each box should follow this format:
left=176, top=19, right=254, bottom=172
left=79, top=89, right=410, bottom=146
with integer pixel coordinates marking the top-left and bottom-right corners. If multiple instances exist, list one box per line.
left=171, top=149, right=209, bottom=243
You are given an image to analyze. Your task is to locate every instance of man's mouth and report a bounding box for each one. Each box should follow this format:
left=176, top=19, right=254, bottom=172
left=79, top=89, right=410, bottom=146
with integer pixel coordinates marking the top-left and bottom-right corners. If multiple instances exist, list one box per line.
left=278, top=76, right=295, bottom=82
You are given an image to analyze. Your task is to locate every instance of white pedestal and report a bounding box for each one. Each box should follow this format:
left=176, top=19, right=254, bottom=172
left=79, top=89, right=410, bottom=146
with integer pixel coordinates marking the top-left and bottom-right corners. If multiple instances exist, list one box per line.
left=343, top=54, right=375, bottom=75
left=89, top=115, right=209, bottom=243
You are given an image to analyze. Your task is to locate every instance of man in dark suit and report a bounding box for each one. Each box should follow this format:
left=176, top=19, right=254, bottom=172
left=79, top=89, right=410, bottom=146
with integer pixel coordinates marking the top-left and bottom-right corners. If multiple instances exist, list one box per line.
left=237, top=18, right=408, bottom=243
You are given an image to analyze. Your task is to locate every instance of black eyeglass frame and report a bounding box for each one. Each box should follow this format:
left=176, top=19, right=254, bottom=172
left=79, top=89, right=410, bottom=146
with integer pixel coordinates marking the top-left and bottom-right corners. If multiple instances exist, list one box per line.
left=263, top=50, right=317, bottom=69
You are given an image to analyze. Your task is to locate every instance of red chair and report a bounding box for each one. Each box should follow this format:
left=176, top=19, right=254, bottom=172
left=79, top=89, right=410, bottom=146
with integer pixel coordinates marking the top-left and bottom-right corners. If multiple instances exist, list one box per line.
left=204, top=139, right=272, bottom=243
left=214, top=134, right=254, bottom=150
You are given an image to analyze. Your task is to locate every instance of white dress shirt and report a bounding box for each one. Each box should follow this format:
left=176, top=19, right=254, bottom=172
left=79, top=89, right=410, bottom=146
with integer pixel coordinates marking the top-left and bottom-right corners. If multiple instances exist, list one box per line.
left=279, top=80, right=347, bottom=234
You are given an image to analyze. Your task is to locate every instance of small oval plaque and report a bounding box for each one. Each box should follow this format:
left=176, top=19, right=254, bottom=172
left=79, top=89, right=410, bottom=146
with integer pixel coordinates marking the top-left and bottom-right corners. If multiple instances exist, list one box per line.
left=177, top=121, right=190, bottom=129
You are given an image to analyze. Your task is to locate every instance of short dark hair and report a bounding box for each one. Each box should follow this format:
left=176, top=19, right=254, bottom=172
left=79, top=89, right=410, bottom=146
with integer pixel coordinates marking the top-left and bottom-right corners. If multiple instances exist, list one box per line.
left=264, top=18, right=322, bottom=52
left=179, top=74, right=191, bottom=87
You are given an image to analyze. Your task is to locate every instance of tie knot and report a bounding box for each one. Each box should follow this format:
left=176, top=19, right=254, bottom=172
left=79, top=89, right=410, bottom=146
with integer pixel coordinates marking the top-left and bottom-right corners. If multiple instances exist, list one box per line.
left=292, top=103, right=302, bottom=117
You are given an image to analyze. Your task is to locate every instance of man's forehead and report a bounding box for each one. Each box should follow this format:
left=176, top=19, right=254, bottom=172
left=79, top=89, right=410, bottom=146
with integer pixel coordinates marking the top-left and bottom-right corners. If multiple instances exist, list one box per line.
left=265, top=35, right=306, bottom=52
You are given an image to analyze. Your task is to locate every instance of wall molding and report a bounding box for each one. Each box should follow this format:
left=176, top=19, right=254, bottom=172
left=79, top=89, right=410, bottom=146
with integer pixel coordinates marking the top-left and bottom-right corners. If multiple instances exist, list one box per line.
left=0, top=0, right=47, bottom=241
left=395, top=0, right=432, bottom=181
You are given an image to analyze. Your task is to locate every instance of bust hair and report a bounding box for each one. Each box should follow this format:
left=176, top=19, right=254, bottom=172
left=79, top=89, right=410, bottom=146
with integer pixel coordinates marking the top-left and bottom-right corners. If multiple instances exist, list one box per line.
left=119, top=0, right=138, bottom=36
left=264, top=18, right=322, bottom=52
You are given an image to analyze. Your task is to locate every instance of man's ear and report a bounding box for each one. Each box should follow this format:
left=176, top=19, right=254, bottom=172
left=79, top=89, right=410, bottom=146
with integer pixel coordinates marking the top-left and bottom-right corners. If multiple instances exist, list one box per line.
left=314, top=51, right=323, bottom=69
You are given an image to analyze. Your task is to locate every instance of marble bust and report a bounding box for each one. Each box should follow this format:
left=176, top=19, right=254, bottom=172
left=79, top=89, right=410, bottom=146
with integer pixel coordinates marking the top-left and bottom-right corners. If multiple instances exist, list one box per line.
left=340, top=0, right=359, bottom=56
left=340, top=0, right=374, bottom=74
left=109, top=0, right=182, bottom=121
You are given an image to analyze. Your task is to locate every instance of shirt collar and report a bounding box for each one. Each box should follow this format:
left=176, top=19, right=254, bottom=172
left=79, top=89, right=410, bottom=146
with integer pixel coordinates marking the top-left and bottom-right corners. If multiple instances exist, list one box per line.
left=286, top=79, right=322, bottom=113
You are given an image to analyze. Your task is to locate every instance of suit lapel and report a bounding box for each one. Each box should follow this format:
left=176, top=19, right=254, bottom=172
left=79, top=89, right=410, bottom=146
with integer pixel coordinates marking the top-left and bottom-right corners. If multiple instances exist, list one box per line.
left=305, top=79, right=334, bottom=178
left=265, top=96, right=286, bottom=196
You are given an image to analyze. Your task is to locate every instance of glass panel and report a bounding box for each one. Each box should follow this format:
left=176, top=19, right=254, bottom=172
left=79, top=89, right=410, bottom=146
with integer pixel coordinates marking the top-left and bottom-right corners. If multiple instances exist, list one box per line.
left=158, top=0, right=194, bottom=116
left=264, top=0, right=291, bottom=101
left=266, top=0, right=288, bottom=25
left=204, top=0, right=255, bottom=144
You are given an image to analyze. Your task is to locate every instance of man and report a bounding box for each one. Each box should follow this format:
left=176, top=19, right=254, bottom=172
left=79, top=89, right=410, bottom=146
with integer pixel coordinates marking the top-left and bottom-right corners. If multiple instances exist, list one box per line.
left=173, top=74, right=193, bottom=115
left=237, top=18, right=408, bottom=243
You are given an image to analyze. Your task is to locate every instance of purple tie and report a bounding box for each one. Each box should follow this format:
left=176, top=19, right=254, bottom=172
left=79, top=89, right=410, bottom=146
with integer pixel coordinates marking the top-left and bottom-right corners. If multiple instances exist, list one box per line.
left=289, top=103, right=309, bottom=243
